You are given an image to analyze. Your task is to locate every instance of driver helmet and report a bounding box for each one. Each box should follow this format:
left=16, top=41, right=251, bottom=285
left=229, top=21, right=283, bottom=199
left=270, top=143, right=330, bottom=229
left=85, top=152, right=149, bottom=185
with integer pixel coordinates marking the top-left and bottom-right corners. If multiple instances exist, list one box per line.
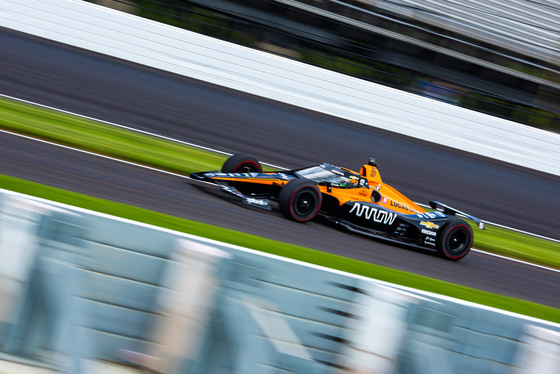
left=340, top=176, right=358, bottom=188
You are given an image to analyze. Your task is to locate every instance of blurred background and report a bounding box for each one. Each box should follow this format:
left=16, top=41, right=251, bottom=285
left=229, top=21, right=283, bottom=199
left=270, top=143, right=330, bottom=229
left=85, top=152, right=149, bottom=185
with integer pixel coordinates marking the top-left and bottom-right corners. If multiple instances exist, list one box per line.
left=91, top=0, right=560, bottom=131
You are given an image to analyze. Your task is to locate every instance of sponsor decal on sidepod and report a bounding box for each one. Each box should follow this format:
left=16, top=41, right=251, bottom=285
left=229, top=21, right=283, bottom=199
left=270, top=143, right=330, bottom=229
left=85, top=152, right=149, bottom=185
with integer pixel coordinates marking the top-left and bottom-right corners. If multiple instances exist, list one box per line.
left=390, top=200, right=412, bottom=212
left=421, top=229, right=437, bottom=236
left=349, top=203, right=397, bottom=225
left=420, top=221, right=440, bottom=229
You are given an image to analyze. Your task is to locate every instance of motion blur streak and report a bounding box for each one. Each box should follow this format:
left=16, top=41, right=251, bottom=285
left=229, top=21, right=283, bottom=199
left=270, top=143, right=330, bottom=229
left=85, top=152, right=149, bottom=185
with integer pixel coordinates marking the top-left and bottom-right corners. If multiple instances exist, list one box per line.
left=0, top=191, right=559, bottom=373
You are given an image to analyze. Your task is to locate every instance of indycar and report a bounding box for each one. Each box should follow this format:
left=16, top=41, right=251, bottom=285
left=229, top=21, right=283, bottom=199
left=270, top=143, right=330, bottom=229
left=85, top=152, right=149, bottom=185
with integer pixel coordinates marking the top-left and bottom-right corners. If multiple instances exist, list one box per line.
left=191, top=153, right=484, bottom=260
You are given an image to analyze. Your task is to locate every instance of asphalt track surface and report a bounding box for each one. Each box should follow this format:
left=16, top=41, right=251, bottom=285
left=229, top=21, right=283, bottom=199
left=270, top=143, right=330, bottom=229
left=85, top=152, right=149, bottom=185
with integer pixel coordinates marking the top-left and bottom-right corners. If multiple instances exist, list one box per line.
left=1, top=28, right=559, bottom=309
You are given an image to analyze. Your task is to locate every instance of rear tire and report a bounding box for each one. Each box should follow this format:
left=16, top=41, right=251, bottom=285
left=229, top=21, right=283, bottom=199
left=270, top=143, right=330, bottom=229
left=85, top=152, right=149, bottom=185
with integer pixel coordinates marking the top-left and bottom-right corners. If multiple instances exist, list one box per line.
left=436, top=217, right=473, bottom=260
left=221, top=153, right=262, bottom=173
left=279, top=179, right=321, bottom=222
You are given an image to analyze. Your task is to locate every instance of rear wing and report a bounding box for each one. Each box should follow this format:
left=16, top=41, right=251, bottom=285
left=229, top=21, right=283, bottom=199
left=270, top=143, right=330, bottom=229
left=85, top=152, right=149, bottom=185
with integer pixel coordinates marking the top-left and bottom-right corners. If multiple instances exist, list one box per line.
left=429, top=201, right=485, bottom=230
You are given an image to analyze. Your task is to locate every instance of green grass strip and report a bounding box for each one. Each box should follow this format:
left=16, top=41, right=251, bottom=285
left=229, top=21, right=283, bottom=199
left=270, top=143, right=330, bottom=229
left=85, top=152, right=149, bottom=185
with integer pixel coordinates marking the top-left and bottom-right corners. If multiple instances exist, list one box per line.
left=1, top=96, right=559, bottom=268
left=471, top=222, right=560, bottom=268
left=1, top=174, right=558, bottom=323
left=0, top=97, right=225, bottom=174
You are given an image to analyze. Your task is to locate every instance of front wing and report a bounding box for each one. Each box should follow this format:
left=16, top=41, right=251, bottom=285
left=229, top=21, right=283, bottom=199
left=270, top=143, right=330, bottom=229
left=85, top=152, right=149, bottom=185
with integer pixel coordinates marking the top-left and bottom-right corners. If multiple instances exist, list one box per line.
left=190, top=171, right=274, bottom=210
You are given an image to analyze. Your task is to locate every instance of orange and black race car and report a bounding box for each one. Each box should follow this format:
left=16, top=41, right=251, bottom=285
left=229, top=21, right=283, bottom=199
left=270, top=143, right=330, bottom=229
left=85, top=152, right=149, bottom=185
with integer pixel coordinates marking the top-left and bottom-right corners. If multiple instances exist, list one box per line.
left=191, top=153, right=485, bottom=260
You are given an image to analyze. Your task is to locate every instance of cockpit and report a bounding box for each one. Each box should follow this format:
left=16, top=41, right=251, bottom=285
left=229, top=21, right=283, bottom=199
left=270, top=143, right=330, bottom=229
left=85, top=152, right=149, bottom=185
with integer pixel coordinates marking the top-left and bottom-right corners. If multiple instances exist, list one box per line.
left=296, top=164, right=366, bottom=189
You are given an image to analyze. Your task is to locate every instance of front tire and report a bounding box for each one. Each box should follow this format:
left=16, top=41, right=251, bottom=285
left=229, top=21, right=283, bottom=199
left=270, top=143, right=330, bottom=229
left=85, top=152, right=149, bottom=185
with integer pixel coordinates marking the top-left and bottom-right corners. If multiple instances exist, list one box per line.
left=436, top=217, right=473, bottom=260
left=279, top=179, right=322, bottom=222
left=221, top=153, right=262, bottom=173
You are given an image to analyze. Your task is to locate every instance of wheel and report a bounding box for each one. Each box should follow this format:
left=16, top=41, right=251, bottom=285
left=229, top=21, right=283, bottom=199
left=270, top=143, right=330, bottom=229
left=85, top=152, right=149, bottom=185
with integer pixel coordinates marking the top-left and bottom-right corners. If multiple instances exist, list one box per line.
left=278, top=179, right=322, bottom=222
left=436, top=217, right=473, bottom=260
left=221, top=153, right=262, bottom=173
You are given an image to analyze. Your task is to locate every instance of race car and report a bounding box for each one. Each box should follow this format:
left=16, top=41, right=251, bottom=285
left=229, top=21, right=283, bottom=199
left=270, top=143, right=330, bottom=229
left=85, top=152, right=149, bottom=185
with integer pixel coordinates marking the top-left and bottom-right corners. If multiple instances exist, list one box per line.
left=190, top=153, right=484, bottom=260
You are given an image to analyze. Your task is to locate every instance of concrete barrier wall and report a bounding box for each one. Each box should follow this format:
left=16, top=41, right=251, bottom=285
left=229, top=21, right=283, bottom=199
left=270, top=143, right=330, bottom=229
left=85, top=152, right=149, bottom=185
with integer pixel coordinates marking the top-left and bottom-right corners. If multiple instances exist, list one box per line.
left=0, top=189, right=559, bottom=373
left=1, top=0, right=560, bottom=176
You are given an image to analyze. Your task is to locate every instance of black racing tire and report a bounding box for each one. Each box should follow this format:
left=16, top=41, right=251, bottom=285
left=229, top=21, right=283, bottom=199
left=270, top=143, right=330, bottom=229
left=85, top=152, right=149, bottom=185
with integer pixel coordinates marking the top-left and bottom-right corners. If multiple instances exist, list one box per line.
left=436, top=217, right=473, bottom=260
left=279, top=179, right=322, bottom=223
left=221, top=153, right=262, bottom=173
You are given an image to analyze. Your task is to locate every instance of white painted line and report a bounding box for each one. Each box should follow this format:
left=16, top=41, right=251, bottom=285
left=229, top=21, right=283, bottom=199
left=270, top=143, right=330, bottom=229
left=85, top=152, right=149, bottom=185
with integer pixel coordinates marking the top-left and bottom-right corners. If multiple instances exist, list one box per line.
left=471, top=249, right=560, bottom=273
left=0, top=129, right=189, bottom=179
left=0, top=94, right=231, bottom=156
left=0, top=93, right=286, bottom=170
left=484, top=221, right=560, bottom=243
